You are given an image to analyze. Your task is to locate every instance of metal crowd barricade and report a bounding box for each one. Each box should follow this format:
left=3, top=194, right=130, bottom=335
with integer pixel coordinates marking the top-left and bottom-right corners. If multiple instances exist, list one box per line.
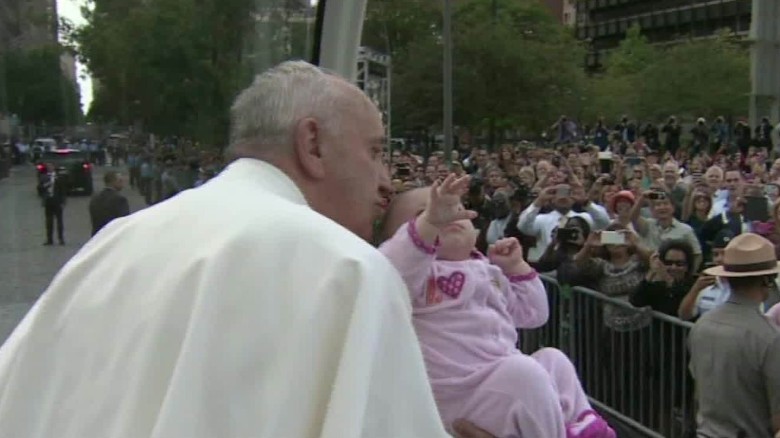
left=520, top=275, right=696, bottom=438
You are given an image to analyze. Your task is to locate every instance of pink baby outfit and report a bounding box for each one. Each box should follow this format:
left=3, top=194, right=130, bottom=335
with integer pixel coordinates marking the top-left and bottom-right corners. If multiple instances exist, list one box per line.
left=380, top=220, right=596, bottom=438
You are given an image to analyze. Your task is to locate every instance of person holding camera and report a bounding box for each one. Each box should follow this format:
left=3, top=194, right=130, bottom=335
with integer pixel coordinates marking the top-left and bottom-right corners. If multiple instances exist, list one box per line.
left=463, top=177, right=492, bottom=253
left=518, top=183, right=610, bottom=263
left=574, top=225, right=653, bottom=315
left=662, top=116, right=682, bottom=156
left=486, top=192, right=512, bottom=246
left=688, top=233, right=780, bottom=438
left=535, top=216, right=598, bottom=288
left=630, top=189, right=703, bottom=271
left=631, top=240, right=697, bottom=317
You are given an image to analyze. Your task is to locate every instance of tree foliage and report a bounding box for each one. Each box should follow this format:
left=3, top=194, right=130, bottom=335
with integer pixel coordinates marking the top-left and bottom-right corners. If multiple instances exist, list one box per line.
left=72, top=0, right=750, bottom=147
left=638, top=30, right=749, bottom=120
left=363, top=0, right=586, bottom=143
left=586, top=25, right=749, bottom=122
left=1, top=45, right=82, bottom=126
left=75, top=0, right=267, bottom=145
left=585, top=25, right=653, bottom=121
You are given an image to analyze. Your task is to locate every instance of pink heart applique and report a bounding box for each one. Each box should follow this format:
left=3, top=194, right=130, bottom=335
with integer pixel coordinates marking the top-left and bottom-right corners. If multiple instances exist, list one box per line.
left=437, top=271, right=466, bottom=299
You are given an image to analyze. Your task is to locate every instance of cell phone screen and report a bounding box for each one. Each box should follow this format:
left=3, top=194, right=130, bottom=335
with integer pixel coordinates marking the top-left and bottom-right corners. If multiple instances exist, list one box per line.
left=600, top=231, right=626, bottom=245
left=648, top=191, right=667, bottom=201
left=599, top=160, right=612, bottom=175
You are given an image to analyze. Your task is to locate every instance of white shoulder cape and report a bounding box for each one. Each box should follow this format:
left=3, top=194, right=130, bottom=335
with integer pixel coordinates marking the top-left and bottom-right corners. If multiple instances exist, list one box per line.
left=0, top=159, right=450, bottom=438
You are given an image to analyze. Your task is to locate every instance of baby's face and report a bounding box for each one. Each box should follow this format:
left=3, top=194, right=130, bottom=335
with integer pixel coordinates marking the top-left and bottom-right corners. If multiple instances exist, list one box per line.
left=382, top=188, right=478, bottom=259
left=437, top=218, right=478, bottom=260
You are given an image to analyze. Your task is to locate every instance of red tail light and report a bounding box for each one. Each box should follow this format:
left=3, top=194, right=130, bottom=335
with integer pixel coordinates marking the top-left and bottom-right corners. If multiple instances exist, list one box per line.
left=83, top=163, right=92, bottom=170
left=36, top=164, right=46, bottom=172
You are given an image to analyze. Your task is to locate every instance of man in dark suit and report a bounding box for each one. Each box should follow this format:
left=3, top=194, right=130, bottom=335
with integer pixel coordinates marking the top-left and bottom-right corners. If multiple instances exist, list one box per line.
left=38, top=164, right=69, bottom=245
left=89, top=171, right=130, bottom=236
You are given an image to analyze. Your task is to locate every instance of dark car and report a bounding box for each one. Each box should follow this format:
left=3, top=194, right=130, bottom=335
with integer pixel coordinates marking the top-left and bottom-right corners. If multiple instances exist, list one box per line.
left=35, top=149, right=94, bottom=195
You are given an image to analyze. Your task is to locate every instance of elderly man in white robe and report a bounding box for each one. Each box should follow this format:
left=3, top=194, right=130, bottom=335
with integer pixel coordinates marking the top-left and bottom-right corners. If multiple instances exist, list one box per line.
left=0, top=62, right=492, bottom=438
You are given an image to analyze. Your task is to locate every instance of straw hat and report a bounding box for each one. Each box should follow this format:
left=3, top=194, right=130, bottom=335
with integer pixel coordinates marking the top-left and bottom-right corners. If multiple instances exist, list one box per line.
left=704, top=233, right=780, bottom=277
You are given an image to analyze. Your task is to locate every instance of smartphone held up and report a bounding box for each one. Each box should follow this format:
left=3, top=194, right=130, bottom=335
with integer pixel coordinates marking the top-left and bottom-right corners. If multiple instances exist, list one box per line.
left=600, top=231, right=626, bottom=246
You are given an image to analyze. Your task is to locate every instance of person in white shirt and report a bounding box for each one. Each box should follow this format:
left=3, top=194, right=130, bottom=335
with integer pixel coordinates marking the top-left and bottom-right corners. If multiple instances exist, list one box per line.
left=518, top=184, right=610, bottom=263
left=709, top=170, right=742, bottom=218
left=631, top=190, right=703, bottom=270
left=0, top=61, right=491, bottom=438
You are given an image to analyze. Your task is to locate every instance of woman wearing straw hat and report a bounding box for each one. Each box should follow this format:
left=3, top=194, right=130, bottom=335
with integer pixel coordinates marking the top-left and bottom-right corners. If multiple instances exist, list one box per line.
left=688, top=233, right=780, bottom=438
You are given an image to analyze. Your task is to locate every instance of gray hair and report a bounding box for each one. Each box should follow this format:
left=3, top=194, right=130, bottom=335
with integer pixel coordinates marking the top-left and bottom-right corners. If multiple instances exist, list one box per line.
left=227, top=60, right=353, bottom=156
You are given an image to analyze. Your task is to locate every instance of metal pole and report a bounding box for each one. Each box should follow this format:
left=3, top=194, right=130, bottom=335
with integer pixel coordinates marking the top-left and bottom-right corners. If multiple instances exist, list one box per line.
left=443, top=0, right=453, bottom=168
left=387, top=63, right=392, bottom=150
left=749, top=0, right=780, bottom=128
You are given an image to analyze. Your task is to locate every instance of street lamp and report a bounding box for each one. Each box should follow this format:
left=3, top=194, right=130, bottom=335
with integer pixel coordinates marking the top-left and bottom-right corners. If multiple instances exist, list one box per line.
left=442, top=0, right=453, bottom=168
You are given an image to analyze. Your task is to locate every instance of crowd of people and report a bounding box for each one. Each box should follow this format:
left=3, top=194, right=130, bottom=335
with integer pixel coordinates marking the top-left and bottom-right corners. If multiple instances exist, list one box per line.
left=386, top=134, right=780, bottom=314
left=0, top=61, right=778, bottom=438
left=122, top=145, right=224, bottom=205
left=385, top=120, right=780, bottom=436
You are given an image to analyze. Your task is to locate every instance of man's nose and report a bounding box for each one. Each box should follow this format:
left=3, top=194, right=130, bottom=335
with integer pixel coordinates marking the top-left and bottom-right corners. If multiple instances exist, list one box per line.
left=378, top=164, right=392, bottom=195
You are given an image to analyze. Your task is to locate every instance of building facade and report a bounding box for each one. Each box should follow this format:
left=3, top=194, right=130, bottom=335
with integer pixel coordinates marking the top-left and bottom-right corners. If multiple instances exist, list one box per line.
left=575, top=0, right=752, bottom=69
left=541, top=0, right=578, bottom=26
left=0, top=0, right=58, bottom=52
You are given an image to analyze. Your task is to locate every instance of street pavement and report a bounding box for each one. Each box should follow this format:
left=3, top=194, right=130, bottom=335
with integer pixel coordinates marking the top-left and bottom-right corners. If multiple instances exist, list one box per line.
left=0, top=163, right=147, bottom=345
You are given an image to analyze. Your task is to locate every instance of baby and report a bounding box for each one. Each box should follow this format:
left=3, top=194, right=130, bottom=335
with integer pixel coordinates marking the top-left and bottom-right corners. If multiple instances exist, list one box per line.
left=380, top=175, right=614, bottom=438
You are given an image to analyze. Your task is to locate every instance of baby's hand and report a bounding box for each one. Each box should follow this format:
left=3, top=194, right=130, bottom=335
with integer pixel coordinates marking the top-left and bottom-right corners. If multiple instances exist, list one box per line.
left=488, top=238, right=531, bottom=275
left=420, top=174, right=477, bottom=227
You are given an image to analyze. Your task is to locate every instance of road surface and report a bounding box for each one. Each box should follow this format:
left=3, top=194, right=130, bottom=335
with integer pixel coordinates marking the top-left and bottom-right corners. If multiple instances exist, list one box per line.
left=0, top=163, right=147, bottom=345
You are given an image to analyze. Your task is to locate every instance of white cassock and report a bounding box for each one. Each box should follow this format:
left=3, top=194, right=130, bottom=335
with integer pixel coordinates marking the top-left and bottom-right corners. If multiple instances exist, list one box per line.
left=0, top=158, right=449, bottom=438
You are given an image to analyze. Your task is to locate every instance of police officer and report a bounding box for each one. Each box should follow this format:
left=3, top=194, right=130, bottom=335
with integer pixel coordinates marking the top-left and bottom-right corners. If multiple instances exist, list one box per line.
left=689, top=233, right=780, bottom=437
left=38, top=163, right=68, bottom=245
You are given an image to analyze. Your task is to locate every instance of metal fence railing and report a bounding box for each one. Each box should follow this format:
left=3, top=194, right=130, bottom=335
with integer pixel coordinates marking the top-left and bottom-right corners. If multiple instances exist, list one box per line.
left=520, top=275, right=696, bottom=438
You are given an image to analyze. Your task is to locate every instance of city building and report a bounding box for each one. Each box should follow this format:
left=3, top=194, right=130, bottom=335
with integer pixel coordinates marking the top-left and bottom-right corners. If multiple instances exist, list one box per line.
left=541, top=0, right=578, bottom=26
left=0, top=0, right=58, bottom=51
left=575, top=0, right=752, bottom=69
left=60, top=51, right=78, bottom=86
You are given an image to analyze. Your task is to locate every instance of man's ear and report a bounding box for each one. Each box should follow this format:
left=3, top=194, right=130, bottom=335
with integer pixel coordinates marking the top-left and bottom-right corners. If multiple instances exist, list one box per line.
left=293, top=117, right=325, bottom=179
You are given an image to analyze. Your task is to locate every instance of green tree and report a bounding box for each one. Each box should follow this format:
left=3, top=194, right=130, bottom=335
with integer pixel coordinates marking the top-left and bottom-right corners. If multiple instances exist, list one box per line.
left=638, top=30, right=749, bottom=120
left=363, top=0, right=440, bottom=57
left=585, top=25, right=656, bottom=122
left=363, top=0, right=442, bottom=137
left=454, top=0, right=587, bottom=141
left=363, top=0, right=587, bottom=145
left=585, top=26, right=748, bottom=124
left=2, top=45, right=82, bottom=126
left=76, top=0, right=260, bottom=145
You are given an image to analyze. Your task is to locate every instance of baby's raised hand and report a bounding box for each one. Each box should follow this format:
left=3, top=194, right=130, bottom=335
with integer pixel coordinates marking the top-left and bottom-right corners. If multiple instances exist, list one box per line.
left=488, top=238, right=531, bottom=275
left=420, top=174, right=477, bottom=227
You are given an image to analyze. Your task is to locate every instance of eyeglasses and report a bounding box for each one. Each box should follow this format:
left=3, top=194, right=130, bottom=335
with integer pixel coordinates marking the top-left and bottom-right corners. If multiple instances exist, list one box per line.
left=663, top=260, right=688, bottom=267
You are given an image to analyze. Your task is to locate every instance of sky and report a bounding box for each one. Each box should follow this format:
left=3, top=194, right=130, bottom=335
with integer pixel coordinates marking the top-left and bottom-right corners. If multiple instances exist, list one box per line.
left=57, top=0, right=93, bottom=113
